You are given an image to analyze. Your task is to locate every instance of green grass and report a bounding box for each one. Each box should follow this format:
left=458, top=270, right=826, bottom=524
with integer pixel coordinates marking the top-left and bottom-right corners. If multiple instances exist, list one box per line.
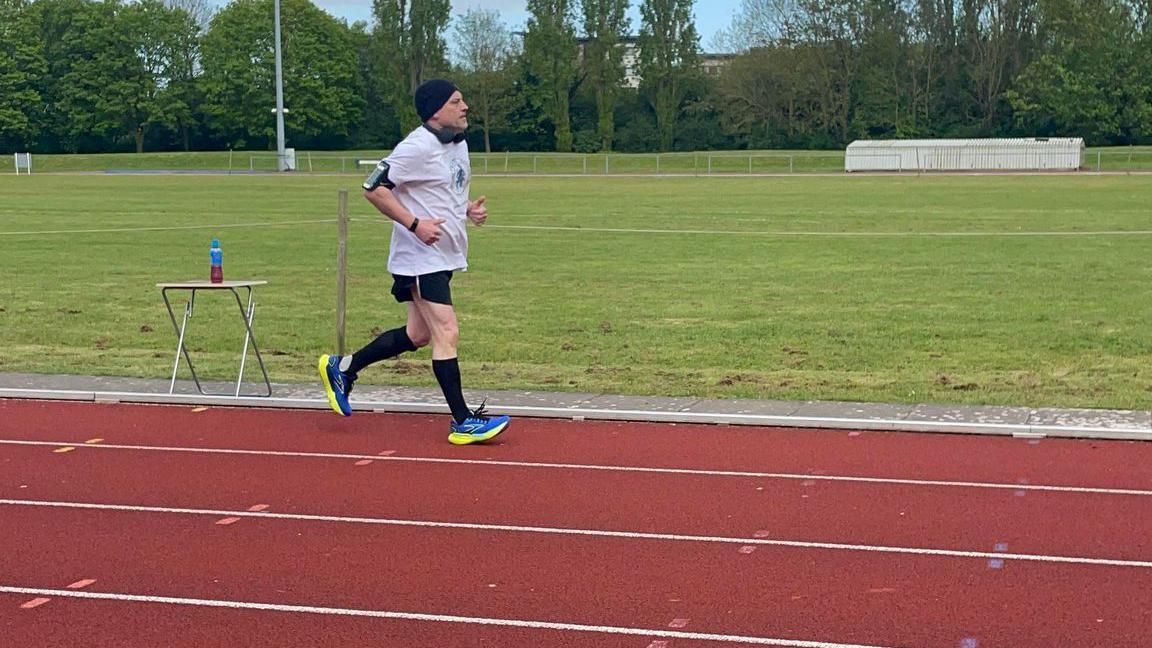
left=2, top=173, right=1152, bottom=409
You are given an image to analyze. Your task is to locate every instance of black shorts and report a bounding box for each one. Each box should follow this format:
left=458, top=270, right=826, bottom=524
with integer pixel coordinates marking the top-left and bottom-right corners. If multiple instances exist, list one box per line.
left=391, top=270, right=453, bottom=305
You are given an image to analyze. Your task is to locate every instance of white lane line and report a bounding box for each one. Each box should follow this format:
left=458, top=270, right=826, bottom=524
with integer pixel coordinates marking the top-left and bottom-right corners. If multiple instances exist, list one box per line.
left=0, top=586, right=892, bottom=648
left=0, top=219, right=337, bottom=236
left=2, top=439, right=1149, bottom=497
left=3, top=499, right=1150, bottom=569
left=483, top=224, right=1152, bottom=238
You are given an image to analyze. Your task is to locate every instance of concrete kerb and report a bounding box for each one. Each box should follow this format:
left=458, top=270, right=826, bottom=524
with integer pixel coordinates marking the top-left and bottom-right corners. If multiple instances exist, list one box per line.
left=1, top=375, right=1149, bottom=442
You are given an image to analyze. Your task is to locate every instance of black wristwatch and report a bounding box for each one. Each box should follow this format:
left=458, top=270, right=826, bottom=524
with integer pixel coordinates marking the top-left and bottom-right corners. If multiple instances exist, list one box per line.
left=408, top=217, right=420, bottom=232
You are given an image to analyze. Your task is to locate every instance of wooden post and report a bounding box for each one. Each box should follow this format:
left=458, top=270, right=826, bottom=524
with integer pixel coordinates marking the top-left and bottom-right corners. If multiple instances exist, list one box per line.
left=336, top=190, right=348, bottom=355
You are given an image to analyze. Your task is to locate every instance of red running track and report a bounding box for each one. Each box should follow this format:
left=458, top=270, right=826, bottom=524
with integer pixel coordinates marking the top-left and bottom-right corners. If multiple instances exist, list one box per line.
left=1, top=398, right=1150, bottom=647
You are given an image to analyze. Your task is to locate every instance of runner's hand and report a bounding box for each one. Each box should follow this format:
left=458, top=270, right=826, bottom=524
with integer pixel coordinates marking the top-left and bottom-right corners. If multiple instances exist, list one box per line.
left=416, top=218, right=445, bottom=245
left=467, top=196, right=488, bottom=226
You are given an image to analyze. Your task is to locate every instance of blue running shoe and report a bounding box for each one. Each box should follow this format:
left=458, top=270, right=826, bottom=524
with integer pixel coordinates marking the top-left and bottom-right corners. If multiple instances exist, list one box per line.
left=448, top=402, right=509, bottom=445
left=318, top=354, right=354, bottom=416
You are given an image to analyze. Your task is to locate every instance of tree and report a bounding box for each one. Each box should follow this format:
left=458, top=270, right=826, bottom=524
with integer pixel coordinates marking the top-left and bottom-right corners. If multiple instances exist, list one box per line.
left=0, top=0, right=46, bottom=150
left=958, top=0, right=1040, bottom=131
left=852, top=0, right=914, bottom=138
left=200, top=0, right=363, bottom=149
left=453, top=7, right=516, bottom=153
left=1007, top=0, right=1144, bottom=143
left=165, top=0, right=213, bottom=30
left=712, top=0, right=791, bottom=52
left=524, top=0, right=580, bottom=151
left=157, top=1, right=203, bottom=150
left=717, top=43, right=821, bottom=148
left=45, top=0, right=146, bottom=152
left=637, top=0, right=700, bottom=150
left=371, top=0, right=451, bottom=129
left=580, top=0, right=630, bottom=151
left=119, top=0, right=203, bottom=152
left=349, top=20, right=400, bottom=147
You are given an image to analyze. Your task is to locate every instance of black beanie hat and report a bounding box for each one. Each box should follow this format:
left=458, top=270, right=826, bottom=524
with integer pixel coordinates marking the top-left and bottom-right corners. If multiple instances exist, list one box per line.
left=414, top=79, right=458, bottom=122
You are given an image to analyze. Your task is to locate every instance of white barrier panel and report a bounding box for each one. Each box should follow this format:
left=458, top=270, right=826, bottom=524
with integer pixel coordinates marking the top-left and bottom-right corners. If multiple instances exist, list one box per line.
left=14, top=152, right=31, bottom=175
left=845, top=138, right=1084, bottom=172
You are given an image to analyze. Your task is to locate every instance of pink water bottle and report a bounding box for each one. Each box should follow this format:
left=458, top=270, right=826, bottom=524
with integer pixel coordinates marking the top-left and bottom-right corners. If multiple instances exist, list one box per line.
left=210, top=237, right=223, bottom=283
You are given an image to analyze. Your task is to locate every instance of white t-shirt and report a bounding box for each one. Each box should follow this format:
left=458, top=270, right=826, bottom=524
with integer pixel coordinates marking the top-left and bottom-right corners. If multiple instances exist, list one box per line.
left=384, top=126, right=471, bottom=276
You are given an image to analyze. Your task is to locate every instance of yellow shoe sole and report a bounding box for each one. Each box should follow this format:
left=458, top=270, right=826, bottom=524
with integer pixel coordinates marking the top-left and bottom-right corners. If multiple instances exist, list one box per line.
left=317, top=355, right=348, bottom=416
left=448, top=420, right=509, bottom=445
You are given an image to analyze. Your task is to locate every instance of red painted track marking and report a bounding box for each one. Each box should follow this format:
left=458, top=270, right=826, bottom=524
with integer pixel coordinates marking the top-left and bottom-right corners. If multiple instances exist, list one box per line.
left=18, top=577, right=95, bottom=609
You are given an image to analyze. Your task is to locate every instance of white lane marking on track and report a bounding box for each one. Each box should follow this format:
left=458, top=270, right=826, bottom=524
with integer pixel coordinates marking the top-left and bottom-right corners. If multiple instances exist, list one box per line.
left=1, top=439, right=1149, bottom=497
left=0, top=585, right=901, bottom=647
left=2, top=499, right=1150, bottom=569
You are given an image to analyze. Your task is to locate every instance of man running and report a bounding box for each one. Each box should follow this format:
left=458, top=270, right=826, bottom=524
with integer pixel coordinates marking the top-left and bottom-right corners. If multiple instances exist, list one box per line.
left=319, top=79, right=509, bottom=445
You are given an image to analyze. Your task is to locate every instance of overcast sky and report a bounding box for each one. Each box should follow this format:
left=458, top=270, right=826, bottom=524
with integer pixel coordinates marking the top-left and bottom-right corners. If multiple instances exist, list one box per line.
left=211, top=0, right=743, bottom=53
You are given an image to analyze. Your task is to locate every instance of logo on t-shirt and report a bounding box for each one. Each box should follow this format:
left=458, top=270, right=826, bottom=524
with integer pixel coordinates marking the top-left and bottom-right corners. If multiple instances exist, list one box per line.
left=447, top=157, right=468, bottom=196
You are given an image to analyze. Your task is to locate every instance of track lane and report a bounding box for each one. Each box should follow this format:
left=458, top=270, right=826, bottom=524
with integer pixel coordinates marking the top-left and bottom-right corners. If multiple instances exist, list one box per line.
left=1, top=594, right=777, bottom=648
left=2, top=506, right=1150, bottom=648
left=2, top=399, right=1150, bottom=490
left=1, top=443, right=1149, bottom=561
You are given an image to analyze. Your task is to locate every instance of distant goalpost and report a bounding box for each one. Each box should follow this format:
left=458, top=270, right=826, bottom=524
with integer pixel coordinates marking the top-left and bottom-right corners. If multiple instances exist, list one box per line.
left=14, top=153, right=31, bottom=175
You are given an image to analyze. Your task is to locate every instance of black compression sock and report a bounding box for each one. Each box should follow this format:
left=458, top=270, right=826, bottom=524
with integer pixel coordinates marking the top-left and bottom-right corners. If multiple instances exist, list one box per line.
left=432, top=357, right=471, bottom=424
left=347, top=326, right=416, bottom=377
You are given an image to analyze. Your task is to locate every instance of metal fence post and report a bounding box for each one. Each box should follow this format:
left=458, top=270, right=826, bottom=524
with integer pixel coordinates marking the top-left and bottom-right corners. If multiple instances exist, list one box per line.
left=533, top=156, right=538, bottom=174
left=789, top=155, right=794, bottom=173
left=707, top=155, right=712, bottom=174
left=656, top=154, right=661, bottom=175
left=748, top=155, right=753, bottom=173
left=583, top=155, right=587, bottom=174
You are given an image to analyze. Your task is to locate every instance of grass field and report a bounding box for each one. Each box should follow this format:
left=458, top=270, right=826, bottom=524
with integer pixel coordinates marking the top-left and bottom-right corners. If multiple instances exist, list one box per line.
left=2, top=146, right=1151, bottom=173
left=2, top=172, right=1152, bottom=409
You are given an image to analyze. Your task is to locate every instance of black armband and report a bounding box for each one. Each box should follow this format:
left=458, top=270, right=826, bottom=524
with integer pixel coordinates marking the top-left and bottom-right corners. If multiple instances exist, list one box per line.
left=362, top=160, right=395, bottom=191
left=408, top=217, right=420, bottom=232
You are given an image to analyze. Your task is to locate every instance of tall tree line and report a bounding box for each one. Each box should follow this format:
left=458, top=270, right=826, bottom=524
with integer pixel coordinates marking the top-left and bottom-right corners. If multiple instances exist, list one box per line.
left=1, top=0, right=1150, bottom=154
left=715, top=0, right=1152, bottom=147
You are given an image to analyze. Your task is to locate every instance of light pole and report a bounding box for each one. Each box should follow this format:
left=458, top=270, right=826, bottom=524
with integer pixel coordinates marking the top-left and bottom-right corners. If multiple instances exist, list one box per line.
left=273, top=0, right=287, bottom=171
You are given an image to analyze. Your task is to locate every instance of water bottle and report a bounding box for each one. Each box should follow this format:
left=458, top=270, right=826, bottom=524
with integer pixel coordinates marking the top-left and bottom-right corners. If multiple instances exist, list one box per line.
left=210, top=237, right=223, bottom=283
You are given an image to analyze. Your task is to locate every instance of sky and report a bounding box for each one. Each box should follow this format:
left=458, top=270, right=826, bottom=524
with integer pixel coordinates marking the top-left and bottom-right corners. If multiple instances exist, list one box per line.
left=228, top=0, right=744, bottom=53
